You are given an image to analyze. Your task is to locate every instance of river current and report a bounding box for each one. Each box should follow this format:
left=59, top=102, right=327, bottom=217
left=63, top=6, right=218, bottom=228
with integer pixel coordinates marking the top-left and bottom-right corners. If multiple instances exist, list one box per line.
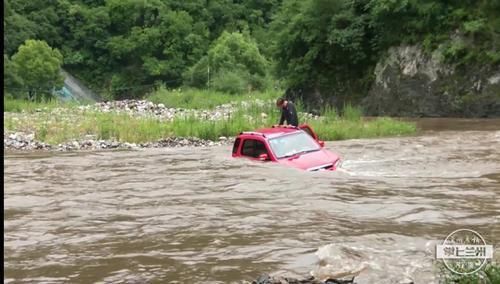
left=4, top=119, right=500, bottom=283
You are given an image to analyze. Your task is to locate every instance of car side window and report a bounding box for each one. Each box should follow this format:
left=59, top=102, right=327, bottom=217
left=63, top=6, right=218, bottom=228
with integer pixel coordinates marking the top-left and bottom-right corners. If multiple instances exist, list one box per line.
left=232, top=138, right=241, bottom=154
left=241, top=139, right=268, bottom=158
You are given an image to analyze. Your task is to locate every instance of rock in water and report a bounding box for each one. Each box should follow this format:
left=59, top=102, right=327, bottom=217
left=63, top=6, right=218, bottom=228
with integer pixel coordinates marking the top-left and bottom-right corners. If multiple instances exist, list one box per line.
left=311, top=244, right=367, bottom=281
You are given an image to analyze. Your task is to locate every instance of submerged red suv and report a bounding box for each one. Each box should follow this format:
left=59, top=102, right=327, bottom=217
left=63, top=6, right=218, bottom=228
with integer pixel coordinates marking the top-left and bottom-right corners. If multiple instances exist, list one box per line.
left=232, top=124, right=341, bottom=171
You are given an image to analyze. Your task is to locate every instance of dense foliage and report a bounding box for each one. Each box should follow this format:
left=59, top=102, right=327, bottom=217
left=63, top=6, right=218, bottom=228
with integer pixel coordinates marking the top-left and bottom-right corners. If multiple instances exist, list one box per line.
left=4, top=0, right=499, bottom=101
left=272, top=0, right=500, bottom=102
left=7, top=40, right=64, bottom=101
left=184, top=31, right=270, bottom=93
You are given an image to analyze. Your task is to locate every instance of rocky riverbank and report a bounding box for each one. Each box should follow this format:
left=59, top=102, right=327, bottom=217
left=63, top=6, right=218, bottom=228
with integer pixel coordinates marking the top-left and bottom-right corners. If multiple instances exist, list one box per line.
left=4, top=99, right=321, bottom=152
left=85, top=99, right=237, bottom=121
left=4, top=131, right=232, bottom=152
left=10, top=98, right=320, bottom=123
left=4, top=98, right=418, bottom=151
left=82, top=99, right=319, bottom=121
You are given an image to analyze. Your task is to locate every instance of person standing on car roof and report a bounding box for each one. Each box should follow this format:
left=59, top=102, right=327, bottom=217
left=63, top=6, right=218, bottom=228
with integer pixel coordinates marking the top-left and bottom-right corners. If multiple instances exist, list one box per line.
left=276, top=97, right=299, bottom=126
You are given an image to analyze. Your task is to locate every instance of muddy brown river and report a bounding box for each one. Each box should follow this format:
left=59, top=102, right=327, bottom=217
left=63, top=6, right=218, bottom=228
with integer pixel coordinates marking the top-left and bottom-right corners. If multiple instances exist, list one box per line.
left=4, top=119, right=500, bottom=283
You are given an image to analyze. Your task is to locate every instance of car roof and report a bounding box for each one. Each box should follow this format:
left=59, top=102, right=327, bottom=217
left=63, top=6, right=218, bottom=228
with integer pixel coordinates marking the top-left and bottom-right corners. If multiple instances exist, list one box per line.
left=245, top=126, right=302, bottom=139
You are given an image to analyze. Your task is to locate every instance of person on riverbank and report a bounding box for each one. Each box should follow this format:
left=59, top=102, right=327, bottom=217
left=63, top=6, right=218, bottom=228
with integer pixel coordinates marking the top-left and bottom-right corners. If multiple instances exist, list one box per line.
left=276, top=97, right=299, bottom=126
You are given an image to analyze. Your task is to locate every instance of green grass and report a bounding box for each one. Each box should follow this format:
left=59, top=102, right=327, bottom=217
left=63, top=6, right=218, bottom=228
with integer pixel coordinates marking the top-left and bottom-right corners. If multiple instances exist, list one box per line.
left=302, top=104, right=416, bottom=140
left=308, top=118, right=417, bottom=141
left=5, top=111, right=174, bottom=145
left=146, top=86, right=279, bottom=109
left=4, top=96, right=79, bottom=113
left=342, top=103, right=363, bottom=121
left=4, top=98, right=417, bottom=145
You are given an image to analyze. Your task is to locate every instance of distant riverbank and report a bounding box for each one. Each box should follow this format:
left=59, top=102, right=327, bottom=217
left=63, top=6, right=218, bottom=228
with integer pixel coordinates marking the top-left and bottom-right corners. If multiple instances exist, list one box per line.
left=4, top=94, right=416, bottom=151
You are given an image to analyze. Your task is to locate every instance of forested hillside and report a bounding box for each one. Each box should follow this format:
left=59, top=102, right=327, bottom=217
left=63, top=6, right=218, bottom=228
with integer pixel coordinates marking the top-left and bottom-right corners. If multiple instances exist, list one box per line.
left=4, top=0, right=500, bottom=115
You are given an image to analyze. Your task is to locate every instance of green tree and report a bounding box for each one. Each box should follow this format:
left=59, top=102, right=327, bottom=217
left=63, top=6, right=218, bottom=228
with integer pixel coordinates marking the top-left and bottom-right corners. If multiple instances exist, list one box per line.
left=4, top=0, right=285, bottom=98
left=185, top=31, right=269, bottom=93
left=11, top=39, right=64, bottom=101
left=4, top=0, right=63, bottom=55
left=272, top=0, right=374, bottom=103
left=3, top=0, right=37, bottom=55
left=4, top=0, right=498, bottom=101
left=103, top=0, right=209, bottom=98
left=4, top=54, right=24, bottom=96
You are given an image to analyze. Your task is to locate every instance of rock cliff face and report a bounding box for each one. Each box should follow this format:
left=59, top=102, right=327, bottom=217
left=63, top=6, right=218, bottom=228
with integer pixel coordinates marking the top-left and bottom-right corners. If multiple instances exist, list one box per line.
left=362, top=45, right=500, bottom=117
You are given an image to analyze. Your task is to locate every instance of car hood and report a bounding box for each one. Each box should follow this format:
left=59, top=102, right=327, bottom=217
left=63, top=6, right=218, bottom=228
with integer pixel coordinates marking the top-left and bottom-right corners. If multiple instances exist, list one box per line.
left=276, top=149, right=340, bottom=171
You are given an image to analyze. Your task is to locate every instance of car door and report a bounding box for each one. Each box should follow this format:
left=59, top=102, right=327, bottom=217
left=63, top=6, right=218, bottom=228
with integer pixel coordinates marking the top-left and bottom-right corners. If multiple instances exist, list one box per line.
left=232, top=138, right=242, bottom=157
left=240, top=138, right=272, bottom=161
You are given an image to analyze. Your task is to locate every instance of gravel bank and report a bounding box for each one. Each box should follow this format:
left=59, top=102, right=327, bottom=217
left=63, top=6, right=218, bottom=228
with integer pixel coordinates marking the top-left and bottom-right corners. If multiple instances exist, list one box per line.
left=4, top=131, right=232, bottom=152
left=4, top=99, right=318, bottom=152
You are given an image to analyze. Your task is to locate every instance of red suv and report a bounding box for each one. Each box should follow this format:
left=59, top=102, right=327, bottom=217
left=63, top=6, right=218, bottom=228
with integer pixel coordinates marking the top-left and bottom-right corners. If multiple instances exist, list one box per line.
left=232, top=124, right=341, bottom=171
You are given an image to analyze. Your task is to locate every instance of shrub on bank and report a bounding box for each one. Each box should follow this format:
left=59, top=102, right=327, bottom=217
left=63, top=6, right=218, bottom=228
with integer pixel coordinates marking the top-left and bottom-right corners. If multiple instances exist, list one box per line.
left=211, top=69, right=248, bottom=94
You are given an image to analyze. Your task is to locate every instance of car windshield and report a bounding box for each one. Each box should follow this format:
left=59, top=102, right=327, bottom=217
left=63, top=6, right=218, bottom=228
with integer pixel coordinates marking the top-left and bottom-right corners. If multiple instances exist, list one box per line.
left=268, top=132, right=320, bottom=159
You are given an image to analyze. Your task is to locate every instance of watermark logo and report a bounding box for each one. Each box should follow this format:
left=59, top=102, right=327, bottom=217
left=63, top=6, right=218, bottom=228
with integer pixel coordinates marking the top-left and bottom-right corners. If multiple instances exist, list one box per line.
left=436, top=229, right=494, bottom=275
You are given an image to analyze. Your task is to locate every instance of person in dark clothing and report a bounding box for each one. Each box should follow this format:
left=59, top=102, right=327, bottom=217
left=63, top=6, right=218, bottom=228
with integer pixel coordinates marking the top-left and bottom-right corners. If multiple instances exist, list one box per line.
left=276, top=98, right=299, bottom=126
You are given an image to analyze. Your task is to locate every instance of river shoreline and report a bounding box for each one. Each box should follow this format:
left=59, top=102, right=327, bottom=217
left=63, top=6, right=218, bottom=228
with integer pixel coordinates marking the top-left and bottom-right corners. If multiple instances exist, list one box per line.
left=5, top=106, right=500, bottom=153
left=3, top=130, right=233, bottom=152
left=4, top=99, right=418, bottom=151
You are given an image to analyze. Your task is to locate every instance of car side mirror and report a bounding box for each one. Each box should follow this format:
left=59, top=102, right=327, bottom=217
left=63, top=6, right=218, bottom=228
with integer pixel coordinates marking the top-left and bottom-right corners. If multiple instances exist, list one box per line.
left=258, top=153, right=269, bottom=161
left=318, top=140, right=325, bottom=147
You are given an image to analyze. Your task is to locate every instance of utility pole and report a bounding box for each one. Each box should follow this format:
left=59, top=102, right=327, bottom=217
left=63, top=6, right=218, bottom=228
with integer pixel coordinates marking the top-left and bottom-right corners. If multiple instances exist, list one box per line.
left=207, top=65, right=210, bottom=89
